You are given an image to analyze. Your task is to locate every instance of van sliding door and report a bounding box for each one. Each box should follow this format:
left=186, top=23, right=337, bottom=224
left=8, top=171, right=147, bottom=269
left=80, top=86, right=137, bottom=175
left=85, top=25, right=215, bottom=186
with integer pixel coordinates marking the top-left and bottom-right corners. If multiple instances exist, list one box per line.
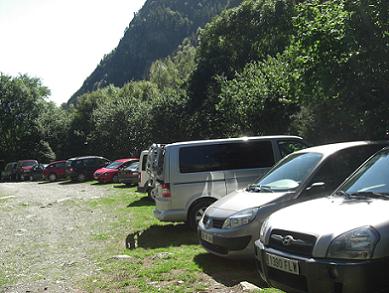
left=171, top=145, right=227, bottom=209
left=224, top=140, right=276, bottom=194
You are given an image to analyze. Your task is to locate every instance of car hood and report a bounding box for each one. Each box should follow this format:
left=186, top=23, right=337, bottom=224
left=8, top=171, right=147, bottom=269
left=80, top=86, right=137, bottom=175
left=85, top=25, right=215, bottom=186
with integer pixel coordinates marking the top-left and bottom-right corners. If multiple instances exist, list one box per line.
left=94, top=168, right=117, bottom=174
left=267, top=196, right=389, bottom=243
left=205, top=189, right=290, bottom=218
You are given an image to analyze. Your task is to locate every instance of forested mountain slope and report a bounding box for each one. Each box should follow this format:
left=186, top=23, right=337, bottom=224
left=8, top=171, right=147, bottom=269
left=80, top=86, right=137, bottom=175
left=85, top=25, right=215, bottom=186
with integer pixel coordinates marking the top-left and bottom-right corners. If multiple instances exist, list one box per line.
left=68, top=0, right=241, bottom=104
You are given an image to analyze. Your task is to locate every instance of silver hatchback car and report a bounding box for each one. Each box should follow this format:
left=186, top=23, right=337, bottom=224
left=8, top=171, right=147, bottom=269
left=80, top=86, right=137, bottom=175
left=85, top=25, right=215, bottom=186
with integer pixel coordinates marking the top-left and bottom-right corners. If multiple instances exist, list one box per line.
left=198, top=141, right=389, bottom=258
left=255, top=147, right=389, bottom=293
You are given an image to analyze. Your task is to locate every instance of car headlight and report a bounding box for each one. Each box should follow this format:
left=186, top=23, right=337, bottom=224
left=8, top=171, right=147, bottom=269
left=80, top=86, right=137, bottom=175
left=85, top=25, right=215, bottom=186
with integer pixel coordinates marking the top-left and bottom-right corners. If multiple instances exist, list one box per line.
left=327, top=226, right=379, bottom=260
left=222, top=207, right=259, bottom=229
left=260, top=217, right=270, bottom=243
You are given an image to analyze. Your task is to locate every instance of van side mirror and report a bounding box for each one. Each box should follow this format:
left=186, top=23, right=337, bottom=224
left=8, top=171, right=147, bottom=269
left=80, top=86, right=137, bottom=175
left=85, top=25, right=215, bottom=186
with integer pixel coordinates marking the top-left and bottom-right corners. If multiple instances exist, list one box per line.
left=306, top=182, right=325, bottom=191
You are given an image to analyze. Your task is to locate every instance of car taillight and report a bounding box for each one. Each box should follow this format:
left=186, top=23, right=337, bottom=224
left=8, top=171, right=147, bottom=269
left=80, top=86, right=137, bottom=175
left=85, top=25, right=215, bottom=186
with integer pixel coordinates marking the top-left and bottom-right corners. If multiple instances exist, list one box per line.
left=161, top=183, right=171, bottom=198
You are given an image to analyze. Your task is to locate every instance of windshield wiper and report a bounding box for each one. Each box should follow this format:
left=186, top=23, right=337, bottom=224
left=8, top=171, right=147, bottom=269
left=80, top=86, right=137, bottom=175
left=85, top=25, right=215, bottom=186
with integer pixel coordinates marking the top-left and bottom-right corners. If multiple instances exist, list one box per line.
left=338, top=190, right=389, bottom=200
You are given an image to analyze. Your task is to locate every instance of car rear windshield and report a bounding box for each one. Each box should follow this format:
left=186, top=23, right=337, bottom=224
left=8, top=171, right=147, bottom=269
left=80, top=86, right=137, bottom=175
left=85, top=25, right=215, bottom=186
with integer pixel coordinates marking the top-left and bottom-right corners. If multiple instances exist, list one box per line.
left=106, top=161, right=124, bottom=169
left=125, top=162, right=139, bottom=171
left=22, top=161, right=37, bottom=166
left=179, top=140, right=275, bottom=173
left=256, top=152, right=322, bottom=191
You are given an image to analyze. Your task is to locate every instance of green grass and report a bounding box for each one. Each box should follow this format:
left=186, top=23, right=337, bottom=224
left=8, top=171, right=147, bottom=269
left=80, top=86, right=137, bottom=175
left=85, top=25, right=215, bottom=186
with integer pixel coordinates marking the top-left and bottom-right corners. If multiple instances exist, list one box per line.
left=82, top=186, right=283, bottom=292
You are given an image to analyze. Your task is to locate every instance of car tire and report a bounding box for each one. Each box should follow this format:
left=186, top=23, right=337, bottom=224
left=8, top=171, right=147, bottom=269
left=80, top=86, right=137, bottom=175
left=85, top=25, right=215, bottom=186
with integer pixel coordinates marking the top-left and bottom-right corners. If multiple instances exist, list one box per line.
left=77, top=173, right=86, bottom=182
left=188, top=199, right=216, bottom=231
left=20, top=174, right=25, bottom=181
left=48, top=173, right=57, bottom=182
left=112, top=175, right=118, bottom=183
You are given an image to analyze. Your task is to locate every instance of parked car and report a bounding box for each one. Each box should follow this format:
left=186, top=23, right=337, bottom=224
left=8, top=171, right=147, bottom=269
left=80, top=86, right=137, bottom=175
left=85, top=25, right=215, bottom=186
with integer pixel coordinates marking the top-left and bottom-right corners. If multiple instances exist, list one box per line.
left=153, top=136, right=309, bottom=229
left=16, top=160, right=39, bottom=181
left=30, top=164, right=48, bottom=181
left=66, top=156, right=110, bottom=182
left=1, top=162, right=17, bottom=181
left=255, top=146, right=389, bottom=293
left=117, top=161, right=140, bottom=186
left=198, top=141, right=389, bottom=258
left=93, top=158, right=138, bottom=183
left=43, top=160, right=67, bottom=182
left=137, top=150, right=150, bottom=193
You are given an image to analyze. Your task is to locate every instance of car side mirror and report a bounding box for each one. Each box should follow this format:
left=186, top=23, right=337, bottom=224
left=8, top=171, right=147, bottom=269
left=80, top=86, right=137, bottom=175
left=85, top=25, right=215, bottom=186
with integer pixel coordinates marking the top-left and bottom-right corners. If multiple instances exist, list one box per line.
left=306, top=182, right=325, bottom=191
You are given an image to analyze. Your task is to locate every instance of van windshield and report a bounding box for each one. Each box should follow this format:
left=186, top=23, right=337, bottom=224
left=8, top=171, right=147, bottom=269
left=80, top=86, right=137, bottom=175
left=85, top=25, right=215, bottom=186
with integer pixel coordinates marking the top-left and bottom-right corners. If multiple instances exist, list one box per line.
left=254, top=152, right=322, bottom=192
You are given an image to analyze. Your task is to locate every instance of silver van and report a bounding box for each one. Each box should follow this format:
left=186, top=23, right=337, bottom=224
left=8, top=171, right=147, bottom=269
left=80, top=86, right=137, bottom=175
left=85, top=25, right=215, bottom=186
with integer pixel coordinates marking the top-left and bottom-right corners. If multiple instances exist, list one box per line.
left=255, top=147, right=389, bottom=293
left=153, top=136, right=308, bottom=229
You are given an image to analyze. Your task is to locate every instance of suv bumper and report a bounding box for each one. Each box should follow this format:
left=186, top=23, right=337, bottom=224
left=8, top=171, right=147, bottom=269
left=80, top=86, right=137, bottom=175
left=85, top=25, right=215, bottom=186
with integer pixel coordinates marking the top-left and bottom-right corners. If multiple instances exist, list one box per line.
left=255, top=240, right=389, bottom=293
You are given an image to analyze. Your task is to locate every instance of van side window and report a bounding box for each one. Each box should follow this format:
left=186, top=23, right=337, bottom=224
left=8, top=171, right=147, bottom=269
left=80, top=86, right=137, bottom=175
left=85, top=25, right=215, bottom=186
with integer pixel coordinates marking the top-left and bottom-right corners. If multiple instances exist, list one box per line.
left=278, top=140, right=308, bottom=158
left=179, top=141, right=275, bottom=173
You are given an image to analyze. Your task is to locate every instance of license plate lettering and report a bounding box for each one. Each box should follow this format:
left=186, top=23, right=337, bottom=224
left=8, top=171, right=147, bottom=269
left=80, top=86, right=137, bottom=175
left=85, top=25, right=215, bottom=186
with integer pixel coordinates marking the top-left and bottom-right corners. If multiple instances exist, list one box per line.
left=266, top=253, right=299, bottom=275
left=201, top=231, right=213, bottom=244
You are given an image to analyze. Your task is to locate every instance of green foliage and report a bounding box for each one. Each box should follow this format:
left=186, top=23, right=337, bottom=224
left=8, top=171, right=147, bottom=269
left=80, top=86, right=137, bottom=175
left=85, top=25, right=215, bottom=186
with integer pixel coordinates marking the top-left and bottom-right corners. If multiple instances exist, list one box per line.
left=286, top=0, right=389, bottom=142
left=149, top=38, right=197, bottom=93
left=0, top=73, right=57, bottom=162
left=217, top=55, right=299, bottom=137
left=188, top=0, right=296, bottom=107
left=88, top=81, right=159, bottom=158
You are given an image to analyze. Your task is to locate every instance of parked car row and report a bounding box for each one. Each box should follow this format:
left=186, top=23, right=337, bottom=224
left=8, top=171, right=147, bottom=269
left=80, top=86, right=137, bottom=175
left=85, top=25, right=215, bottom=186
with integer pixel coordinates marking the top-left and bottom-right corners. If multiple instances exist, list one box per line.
left=0, top=156, right=145, bottom=188
left=145, top=136, right=389, bottom=293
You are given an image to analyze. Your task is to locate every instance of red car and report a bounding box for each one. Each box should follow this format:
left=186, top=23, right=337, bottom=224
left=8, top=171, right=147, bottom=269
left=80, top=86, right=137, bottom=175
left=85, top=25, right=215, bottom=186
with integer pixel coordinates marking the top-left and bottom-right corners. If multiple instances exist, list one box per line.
left=16, top=160, right=38, bottom=181
left=43, top=160, right=67, bottom=182
left=93, top=158, right=139, bottom=183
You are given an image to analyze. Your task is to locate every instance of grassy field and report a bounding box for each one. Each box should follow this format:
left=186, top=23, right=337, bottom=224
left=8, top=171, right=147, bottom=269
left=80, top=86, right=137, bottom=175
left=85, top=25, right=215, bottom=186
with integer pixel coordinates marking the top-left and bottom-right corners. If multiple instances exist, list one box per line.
left=82, top=184, right=282, bottom=293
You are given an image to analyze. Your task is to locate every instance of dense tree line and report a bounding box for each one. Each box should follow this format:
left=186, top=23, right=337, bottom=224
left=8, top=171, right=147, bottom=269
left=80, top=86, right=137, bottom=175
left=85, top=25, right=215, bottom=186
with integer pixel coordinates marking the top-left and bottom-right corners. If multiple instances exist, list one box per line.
left=1, top=0, right=389, bottom=163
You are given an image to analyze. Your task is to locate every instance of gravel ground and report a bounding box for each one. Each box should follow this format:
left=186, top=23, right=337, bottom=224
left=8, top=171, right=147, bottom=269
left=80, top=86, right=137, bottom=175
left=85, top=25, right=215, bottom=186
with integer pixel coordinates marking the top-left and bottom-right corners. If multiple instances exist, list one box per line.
left=0, top=181, right=264, bottom=293
left=0, top=181, right=112, bottom=293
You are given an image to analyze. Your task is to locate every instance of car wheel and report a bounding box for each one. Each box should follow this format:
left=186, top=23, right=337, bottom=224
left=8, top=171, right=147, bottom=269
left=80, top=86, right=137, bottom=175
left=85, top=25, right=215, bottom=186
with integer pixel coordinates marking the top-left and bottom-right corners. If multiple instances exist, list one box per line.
left=20, top=174, right=25, bottom=181
left=29, top=176, right=34, bottom=181
left=188, top=199, right=216, bottom=231
left=112, top=175, right=118, bottom=183
left=48, top=173, right=57, bottom=182
left=77, top=173, right=86, bottom=182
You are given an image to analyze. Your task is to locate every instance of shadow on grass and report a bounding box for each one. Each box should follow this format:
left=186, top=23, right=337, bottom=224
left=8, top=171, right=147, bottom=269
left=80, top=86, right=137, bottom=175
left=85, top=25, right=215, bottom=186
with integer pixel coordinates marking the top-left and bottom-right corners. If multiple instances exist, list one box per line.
left=113, top=184, right=132, bottom=189
left=194, top=253, right=260, bottom=287
left=127, top=196, right=154, bottom=207
left=125, top=224, right=197, bottom=249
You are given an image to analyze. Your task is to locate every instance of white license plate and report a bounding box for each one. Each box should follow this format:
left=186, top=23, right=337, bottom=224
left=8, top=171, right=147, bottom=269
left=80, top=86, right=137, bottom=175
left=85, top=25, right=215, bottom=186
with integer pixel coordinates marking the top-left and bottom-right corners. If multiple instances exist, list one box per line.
left=266, top=253, right=300, bottom=275
left=201, top=231, right=214, bottom=244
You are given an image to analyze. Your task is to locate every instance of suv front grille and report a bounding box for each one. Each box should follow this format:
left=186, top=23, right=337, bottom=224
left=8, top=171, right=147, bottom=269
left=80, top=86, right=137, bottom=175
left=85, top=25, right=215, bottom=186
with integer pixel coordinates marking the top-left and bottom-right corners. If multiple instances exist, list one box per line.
left=268, top=229, right=316, bottom=257
left=202, top=215, right=225, bottom=229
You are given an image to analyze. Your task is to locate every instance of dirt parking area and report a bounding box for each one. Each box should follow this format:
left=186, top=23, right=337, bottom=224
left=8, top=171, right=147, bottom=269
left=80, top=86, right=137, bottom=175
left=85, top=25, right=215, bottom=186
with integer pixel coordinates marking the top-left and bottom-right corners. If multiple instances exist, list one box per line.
left=0, top=181, right=272, bottom=293
left=0, top=181, right=113, bottom=292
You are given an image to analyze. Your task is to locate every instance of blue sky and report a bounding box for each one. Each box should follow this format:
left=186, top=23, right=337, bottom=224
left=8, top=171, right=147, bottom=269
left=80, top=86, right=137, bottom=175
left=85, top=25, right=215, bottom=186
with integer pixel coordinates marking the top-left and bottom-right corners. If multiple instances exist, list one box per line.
left=0, top=0, right=146, bottom=104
